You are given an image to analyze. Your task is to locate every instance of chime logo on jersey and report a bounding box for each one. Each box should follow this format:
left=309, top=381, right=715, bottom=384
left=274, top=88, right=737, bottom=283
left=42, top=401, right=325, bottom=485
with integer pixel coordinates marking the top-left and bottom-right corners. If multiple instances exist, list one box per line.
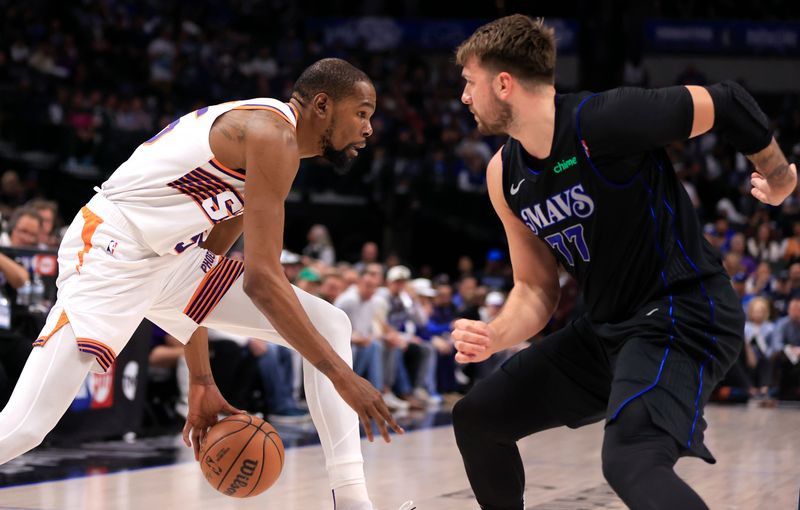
left=553, top=156, right=577, bottom=174
left=519, top=183, right=595, bottom=235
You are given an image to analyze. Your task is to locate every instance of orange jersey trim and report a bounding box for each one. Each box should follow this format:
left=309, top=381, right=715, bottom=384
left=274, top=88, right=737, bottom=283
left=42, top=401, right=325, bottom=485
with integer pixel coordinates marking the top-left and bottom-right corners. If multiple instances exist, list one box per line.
left=184, top=257, right=244, bottom=324
left=76, top=207, right=103, bottom=273
left=286, top=102, right=299, bottom=123
left=33, top=310, right=70, bottom=347
left=209, top=158, right=246, bottom=181
left=76, top=338, right=117, bottom=372
left=232, top=104, right=295, bottom=127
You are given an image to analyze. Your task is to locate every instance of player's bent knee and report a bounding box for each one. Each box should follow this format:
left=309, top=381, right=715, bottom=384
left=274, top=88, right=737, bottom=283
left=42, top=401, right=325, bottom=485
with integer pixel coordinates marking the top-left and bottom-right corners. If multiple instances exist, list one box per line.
left=316, top=306, right=352, bottom=350
left=452, top=393, right=485, bottom=440
left=601, top=436, right=648, bottom=494
left=601, top=443, right=638, bottom=492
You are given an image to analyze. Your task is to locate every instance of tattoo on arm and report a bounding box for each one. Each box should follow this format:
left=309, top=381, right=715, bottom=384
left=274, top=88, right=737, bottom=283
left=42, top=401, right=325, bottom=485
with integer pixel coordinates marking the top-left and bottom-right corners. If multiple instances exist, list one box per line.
left=219, top=121, right=246, bottom=142
left=749, top=138, right=791, bottom=184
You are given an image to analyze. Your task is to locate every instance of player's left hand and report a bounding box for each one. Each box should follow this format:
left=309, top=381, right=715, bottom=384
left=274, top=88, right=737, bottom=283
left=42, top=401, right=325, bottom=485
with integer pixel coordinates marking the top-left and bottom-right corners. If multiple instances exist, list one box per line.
left=750, top=163, right=797, bottom=206
left=182, top=382, right=245, bottom=461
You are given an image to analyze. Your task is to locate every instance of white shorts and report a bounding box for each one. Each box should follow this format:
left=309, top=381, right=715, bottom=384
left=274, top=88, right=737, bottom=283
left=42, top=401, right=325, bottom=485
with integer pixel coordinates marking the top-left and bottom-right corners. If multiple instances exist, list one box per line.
left=36, top=193, right=342, bottom=373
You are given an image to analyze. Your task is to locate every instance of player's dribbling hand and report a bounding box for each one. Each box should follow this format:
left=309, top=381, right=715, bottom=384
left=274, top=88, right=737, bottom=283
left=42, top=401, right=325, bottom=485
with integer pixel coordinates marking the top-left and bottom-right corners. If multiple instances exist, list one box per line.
left=333, top=371, right=405, bottom=443
left=452, top=318, right=495, bottom=364
left=183, top=381, right=245, bottom=461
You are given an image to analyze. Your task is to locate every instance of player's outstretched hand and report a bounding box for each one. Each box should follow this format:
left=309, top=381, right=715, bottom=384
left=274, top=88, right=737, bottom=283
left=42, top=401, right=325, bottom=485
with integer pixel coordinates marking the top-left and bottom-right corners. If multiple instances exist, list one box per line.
left=333, top=371, right=405, bottom=443
left=452, top=318, right=495, bottom=364
left=182, top=382, right=245, bottom=461
left=750, top=163, right=797, bottom=206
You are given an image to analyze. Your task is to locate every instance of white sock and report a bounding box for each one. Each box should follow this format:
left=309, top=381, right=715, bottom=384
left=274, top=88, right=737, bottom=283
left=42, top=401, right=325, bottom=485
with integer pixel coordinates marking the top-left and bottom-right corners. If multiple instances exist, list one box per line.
left=333, top=482, right=373, bottom=510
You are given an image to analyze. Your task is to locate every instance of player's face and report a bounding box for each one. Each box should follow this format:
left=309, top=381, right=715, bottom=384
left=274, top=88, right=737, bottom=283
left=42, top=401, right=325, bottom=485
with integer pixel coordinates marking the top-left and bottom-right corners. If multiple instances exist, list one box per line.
left=461, top=58, right=512, bottom=135
left=320, top=81, right=376, bottom=171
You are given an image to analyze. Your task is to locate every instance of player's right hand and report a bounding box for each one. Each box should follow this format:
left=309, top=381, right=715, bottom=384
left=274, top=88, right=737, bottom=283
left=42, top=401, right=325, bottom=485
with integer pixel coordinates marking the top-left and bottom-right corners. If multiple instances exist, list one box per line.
left=333, top=371, right=405, bottom=443
left=183, top=381, right=245, bottom=461
left=452, top=318, right=495, bottom=364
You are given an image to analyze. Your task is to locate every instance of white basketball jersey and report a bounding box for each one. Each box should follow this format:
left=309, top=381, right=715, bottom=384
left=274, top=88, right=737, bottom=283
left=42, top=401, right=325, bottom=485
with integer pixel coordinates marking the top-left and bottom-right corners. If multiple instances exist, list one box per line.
left=99, top=98, right=298, bottom=255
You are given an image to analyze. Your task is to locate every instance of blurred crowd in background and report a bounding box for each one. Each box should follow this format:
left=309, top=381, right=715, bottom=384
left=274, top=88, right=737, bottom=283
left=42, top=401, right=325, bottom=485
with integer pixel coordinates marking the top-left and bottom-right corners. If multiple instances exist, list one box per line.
left=0, top=0, right=799, bottom=430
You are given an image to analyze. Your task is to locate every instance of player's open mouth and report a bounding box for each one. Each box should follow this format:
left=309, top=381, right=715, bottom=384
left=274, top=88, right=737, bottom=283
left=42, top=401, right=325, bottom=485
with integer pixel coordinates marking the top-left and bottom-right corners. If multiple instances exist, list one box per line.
left=348, top=143, right=366, bottom=157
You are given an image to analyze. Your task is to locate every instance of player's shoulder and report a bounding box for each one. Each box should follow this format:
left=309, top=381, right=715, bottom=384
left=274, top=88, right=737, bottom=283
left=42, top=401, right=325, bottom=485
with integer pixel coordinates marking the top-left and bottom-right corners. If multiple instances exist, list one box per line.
left=224, top=97, right=298, bottom=136
left=239, top=102, right=299, bottom=149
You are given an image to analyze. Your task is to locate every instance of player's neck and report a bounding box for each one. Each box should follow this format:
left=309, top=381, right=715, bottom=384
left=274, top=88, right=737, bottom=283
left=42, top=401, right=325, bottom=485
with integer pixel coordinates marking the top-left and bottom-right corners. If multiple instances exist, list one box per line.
left=288, top=97, right=320, bottom=158
left=509, top=86, right=556, bottom=160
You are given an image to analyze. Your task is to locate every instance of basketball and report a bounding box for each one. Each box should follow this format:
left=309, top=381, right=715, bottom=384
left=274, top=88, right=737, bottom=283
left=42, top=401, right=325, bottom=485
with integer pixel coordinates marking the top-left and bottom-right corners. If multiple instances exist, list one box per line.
left=199, top=414, right=284, bottom=498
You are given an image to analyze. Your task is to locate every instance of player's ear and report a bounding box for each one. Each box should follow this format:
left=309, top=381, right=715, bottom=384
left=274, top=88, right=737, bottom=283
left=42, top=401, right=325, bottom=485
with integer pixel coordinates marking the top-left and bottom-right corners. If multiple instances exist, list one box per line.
left=495, top=72, right=513, bottom=99
left=312, top=93, right=331, bottom=118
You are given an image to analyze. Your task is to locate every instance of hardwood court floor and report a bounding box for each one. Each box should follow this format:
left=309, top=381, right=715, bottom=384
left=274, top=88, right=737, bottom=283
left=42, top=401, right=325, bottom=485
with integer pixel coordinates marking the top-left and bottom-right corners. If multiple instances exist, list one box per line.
left=0, top=405, right=796, bottom=509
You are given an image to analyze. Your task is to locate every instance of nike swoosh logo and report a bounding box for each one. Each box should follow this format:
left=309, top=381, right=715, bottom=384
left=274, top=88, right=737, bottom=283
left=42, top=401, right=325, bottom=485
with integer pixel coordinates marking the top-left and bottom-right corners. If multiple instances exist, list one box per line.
left=510, top=179, right=525, bottom=195
left=646, top=308, right=659, bottom=316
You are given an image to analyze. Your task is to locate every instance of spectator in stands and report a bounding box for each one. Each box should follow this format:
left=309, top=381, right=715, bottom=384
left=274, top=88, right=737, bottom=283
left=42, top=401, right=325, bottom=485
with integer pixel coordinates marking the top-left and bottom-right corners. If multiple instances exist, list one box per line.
left=295, top=266, right=322, bottom=295
left=705, top=215, right=734, bottom=253
left=0, top=241, right=33, bottom=409
left=334, top=268, right=388, bottom=406
left=25, top=199, right=60, bottom=249
left=353, top=241, right=379, bottom=273
left=0, top=171, right=28, bottom=216
left=454, top=275, right=481, bottom=320
left=731, top=272, right=753, bottom=309
left=456, top=146, right=488, bottom=193
left=280, top=249, right=303, bottom=282
left=788, top=262, right=800, bottom=296
left=303, top=224, right=336, bottom=266
left=249, top=339, right=311, bottom=424
left=769, top=270, right=793, bottom=317
left=2, top=207, right=42, bottom=248
left=771, top=297, right=800, bottom=400
left=381, top=266, right=437, bottom=407
left=147, top=329, right=188, bottom=420
left=456, top=255, right=475, bottom=281
left=729, top=233, right=756, bottom=275
left=319, top=271, right=346, bottom=304
left=427, top=282, right=458, bottom=394
left=478, top=249, right=511, bottom=291
left=747, top=222, right=784, bottom=263
left=783, top=221, right=800, bottom=263
left=743, top=296, right=776, bottom=398
left=746, top=261, right=773, bottom=297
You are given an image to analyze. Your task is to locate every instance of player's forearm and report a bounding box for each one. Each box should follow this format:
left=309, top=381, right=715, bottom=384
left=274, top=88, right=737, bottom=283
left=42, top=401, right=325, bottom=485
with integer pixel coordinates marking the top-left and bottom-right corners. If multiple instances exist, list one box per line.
left=748, top=138, right=792, bottom=188
left=489, top=282, right=558, bottom=352
left=201, top=215, right=243, bottom=256
left=244, top=270, right=351, bottom=382
left=0, top=253, right=29, bottom=289
left=183, top=327, right=215, bottom=385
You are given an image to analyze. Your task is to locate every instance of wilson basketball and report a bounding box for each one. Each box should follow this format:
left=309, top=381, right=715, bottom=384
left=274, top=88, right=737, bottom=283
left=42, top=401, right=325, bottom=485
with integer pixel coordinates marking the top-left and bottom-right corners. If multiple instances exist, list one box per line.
left=199, top=414, right=284, bottom=498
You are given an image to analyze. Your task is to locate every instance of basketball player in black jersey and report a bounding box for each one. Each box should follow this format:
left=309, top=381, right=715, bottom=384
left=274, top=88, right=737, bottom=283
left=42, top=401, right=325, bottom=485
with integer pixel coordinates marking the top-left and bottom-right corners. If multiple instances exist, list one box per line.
left=450, top=15, right=797, bottom=510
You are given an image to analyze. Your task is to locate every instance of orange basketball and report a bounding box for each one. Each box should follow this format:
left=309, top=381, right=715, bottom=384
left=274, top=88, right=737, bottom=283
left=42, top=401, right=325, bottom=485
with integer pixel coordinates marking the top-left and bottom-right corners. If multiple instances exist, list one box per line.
left=199, top=414, right=284, bottom=498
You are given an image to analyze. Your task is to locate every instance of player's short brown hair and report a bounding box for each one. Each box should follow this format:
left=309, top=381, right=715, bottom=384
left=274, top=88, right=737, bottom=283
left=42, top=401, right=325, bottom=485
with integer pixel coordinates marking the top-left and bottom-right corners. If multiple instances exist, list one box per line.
left=456, top=14, right=556, bottom=85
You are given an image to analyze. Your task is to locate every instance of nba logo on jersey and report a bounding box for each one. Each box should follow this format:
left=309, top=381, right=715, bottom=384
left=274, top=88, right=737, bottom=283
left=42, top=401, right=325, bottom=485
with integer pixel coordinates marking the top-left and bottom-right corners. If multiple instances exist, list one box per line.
left=106, top=240, right=119, bottom=255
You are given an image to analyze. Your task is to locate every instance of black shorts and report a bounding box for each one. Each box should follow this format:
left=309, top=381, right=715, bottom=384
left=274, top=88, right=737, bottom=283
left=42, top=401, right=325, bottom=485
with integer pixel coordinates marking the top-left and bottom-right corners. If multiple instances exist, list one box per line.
left=502, top=272, right=744, bottom=462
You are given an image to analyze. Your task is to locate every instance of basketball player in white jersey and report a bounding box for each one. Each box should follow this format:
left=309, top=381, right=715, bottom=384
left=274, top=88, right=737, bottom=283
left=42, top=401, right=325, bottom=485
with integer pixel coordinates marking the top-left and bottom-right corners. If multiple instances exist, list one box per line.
left=0, top=58, right=407, bottom=510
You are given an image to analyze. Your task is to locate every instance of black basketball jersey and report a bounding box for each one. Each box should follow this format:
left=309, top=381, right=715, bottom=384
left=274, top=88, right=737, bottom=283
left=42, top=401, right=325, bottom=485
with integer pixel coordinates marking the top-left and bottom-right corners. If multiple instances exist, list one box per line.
left=501, top=89, right=725, bottom=323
